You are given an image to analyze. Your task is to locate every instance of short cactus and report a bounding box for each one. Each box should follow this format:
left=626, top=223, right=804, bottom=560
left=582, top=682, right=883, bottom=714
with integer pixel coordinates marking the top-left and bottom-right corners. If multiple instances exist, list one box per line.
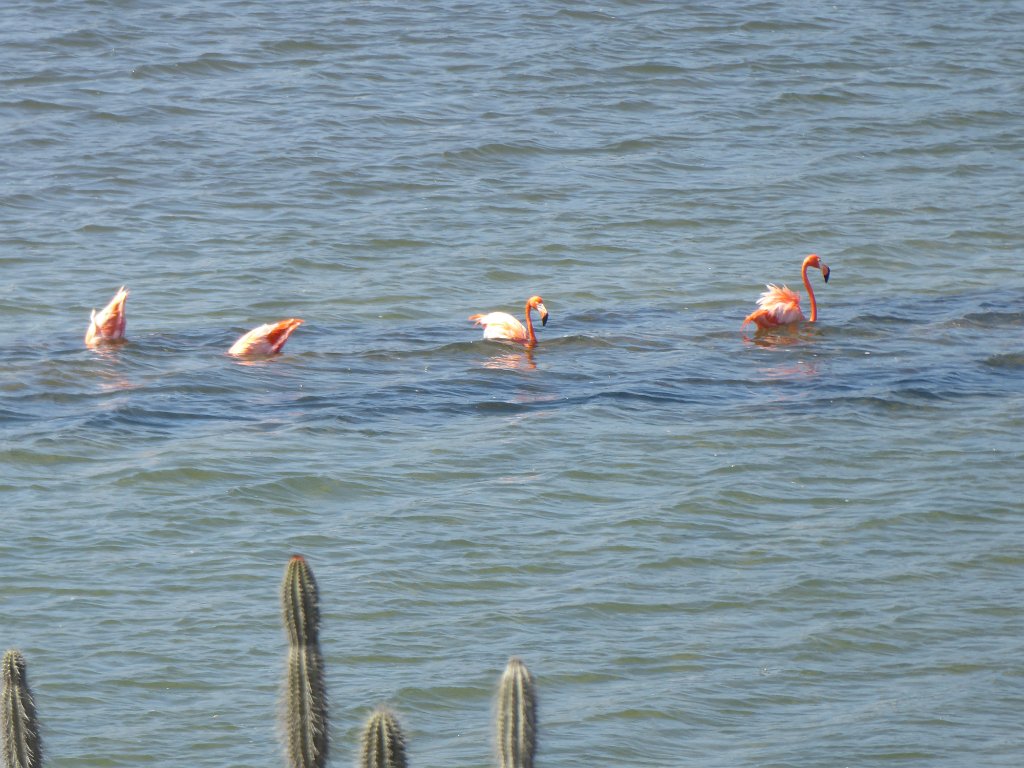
left=281, top=556, right=328, bottom=768
left=2, top=649, right=43, bottom=768
left=496, top=656, right=537, bottom=768
left=359, top=707, right=407, bottom=768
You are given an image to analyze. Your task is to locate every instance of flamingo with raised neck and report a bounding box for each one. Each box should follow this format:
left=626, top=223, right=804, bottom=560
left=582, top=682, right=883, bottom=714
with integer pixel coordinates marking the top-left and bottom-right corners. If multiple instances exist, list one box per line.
left=469, top=295, right=549, bottom=348
left=742, top=254, right=830, bottom=330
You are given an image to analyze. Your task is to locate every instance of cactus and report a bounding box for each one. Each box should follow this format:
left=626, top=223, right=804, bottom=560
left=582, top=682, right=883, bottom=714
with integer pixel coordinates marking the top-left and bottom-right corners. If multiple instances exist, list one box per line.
left=496, top=657, right=536, bottom=768
left=281, top=556, right=328, bottom=768
left=359, top=707, right=407, bottom=768
left=2, top=650, right=43, bottom=768
left=282, top=554, right=320, bottom=648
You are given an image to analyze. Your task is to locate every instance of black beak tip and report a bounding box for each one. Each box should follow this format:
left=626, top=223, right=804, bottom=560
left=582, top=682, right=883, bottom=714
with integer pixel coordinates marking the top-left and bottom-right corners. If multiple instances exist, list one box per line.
left=541, top=315, right=549, bottom=326
left=823, top=270, right=830, bottom=283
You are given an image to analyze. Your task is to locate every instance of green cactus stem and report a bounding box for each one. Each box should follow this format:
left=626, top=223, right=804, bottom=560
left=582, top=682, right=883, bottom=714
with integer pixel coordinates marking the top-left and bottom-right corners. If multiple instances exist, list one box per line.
left=496, top=656, right=537, bottom=768
left=281, top=556, right=328, bottom=768
left=359, top=707, right=407, bottom=768
left=282, top=554, right=320, bottom=648
left=2, top=649, right=42, bottom=768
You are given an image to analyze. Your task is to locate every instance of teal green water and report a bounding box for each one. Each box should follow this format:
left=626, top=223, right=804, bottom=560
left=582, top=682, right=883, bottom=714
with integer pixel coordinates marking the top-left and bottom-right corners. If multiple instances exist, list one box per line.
left=2, top=2, right=1023, bottom=766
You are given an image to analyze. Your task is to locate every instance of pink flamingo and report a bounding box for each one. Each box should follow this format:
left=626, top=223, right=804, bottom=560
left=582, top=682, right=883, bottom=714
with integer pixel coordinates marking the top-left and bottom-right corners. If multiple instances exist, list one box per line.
left=228, top=319, right=304, bottom=357
left=85, top=286, right=128, bottom=347
left=469, top=295, right=549, bottom=348
left=742, top=254, right=830, bottom=330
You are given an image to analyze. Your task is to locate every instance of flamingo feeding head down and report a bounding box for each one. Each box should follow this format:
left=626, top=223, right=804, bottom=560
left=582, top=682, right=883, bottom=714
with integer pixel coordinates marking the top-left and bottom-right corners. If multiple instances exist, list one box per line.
left=742, top=254, right=830, bottom=330
left=228, top=318, right=304, bottom=357
left=85, top=286, right=129, bottom=347
left=469, top=295, right=549, bottom=348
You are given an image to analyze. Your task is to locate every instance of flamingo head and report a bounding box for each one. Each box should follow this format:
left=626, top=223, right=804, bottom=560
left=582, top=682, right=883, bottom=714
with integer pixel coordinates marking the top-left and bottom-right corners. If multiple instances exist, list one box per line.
left=805, top=254, right=830, bottom=283
left=527, top=295, right=548, bottom=326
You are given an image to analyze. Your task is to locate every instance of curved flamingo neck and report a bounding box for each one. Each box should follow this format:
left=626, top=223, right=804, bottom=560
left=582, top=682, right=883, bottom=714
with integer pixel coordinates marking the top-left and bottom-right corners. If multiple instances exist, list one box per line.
left=523, top=301, right=537, bottom=347
left=802, top=257, right=818, bottom=323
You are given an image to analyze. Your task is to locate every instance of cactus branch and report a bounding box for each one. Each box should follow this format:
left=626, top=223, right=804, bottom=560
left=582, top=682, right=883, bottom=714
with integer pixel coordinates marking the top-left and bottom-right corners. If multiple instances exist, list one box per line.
left=359, top=707, right=407, bottom=768
left=280, top=556, right=328, bottom=768
left=496, top=656, right=536, bottom=768
left=282, top=554, right=320, bottom=648
left=2, top=650, right=43, bottom=768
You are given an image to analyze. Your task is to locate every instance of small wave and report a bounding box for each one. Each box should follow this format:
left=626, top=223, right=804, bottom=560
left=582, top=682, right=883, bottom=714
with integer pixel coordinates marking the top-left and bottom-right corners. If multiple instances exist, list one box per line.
left=442, top=141, right=551, bottom=163
left=985, top=353, right=1024, bottom=369
left=954, top=311, right=1024, bottom=329
left=555, top=8, right=616, bottom=22
left=615, top=62, right=690, bottom=76
left=78, top=403, right=250, bottom=436
left=130, top=55, right=256, bottom=80
left=0, top=98, right=78, bottom=112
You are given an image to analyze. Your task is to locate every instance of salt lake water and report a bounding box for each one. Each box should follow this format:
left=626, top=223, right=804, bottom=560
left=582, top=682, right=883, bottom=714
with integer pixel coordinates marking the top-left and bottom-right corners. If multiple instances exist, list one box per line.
left=2, top=1, right=1023, bottom=766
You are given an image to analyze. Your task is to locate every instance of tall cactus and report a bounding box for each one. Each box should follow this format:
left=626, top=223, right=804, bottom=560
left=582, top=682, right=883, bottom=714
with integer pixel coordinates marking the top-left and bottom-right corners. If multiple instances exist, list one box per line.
left=281, top=555, right=328, bottom=768
left=496, top=656, right=537, bottom=768
left=2, top=650, right=42, bottom=768
left=359, top=707, right=407, bottom=768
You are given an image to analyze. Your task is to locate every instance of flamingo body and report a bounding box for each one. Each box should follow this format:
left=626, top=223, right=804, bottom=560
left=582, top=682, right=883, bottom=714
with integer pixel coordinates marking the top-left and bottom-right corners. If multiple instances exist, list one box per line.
left=742, top=284, right=804, bottom=329
left=470, top=312, right=530, bottom=343
left=228, top=318, right=303, bottom=356
left=742, top=254, right=829, bottom=330
left=469, top=295, right=548, bottom=347
left=85, top=286, right=128, bottom=347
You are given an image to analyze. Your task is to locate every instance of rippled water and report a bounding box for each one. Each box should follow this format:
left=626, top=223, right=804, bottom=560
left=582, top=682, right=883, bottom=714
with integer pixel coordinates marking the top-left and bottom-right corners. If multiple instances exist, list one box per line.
left=2, top=2, right=1023, bottom=766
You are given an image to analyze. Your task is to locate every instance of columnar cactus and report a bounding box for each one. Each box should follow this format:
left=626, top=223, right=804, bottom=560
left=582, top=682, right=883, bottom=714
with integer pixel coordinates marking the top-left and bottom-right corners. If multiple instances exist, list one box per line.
left=281, top=555, right=328, bottom=768
left=496, top=656, right=536, bottom=768
left=282, top=554, right=320, bottom=648
left=359, top=707, right=407, bottom=768
left=2, top=650, right=42, bottom=768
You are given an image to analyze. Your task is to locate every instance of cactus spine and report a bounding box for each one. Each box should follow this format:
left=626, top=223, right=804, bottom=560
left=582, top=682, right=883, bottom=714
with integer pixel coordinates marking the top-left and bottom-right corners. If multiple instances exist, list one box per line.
left=359, top=707, right=407, bottom=768
left=496, top=656, right=536, bottom=768
left=2, top=650, right=42, bottom=768
left=281, top=555, right=328, bottom=768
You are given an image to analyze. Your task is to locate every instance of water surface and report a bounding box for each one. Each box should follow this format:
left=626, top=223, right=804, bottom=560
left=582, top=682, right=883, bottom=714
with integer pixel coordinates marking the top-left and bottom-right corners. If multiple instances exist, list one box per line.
left=2, top=2, right=1023, bottom=766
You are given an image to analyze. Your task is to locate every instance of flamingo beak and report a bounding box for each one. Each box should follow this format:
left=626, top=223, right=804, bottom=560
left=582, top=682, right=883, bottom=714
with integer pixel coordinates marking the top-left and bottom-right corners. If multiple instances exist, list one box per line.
left=539, top=305, right=549, bottom=326
left=821, top=264, right=830, bottom=283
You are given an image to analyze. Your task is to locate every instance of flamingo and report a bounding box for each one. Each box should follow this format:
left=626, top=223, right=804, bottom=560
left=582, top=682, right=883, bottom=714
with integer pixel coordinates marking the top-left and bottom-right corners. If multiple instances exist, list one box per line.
left=742, top=254, right=830, bottom=330
left=85, top=286, right=128, bottom=347
left=228, top=318, right=304, bottom=356
left=469, top=295, right=549, bottom=348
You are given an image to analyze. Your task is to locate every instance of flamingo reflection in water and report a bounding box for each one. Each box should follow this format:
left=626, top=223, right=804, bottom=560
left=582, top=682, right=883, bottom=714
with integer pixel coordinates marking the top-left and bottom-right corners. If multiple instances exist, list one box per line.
left=480, top=349, right=537, bottom=371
